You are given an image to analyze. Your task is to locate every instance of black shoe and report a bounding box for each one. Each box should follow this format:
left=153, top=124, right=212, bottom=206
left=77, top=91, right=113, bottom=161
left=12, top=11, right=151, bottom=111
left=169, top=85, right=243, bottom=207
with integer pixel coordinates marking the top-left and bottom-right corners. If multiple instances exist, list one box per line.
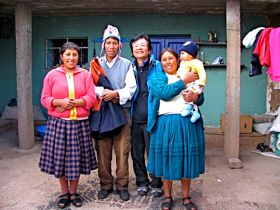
left=57, top=193, right=70, bottom=209
left=97, top=189, right=113, bottom=199
left=151, top=188, right=163, bottom=197
left=70, top=193, right=82, bottom=207
left=137, top=186, right=149, bottom=196
left=117, top=189, right=130, bottom=201
left=162, top=197, right=173, bottom=210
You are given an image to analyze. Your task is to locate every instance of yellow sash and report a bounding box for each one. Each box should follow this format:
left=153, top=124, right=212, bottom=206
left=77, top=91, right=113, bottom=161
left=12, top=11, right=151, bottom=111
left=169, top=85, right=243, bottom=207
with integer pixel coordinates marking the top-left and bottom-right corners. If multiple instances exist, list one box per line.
left=66, top=72, right=77, bottom=119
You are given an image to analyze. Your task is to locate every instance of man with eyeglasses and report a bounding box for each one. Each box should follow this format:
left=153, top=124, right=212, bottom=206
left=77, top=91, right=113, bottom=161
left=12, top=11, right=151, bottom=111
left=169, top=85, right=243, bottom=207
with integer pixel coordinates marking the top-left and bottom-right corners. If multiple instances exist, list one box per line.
left=129, top=33, right=163, bottom=197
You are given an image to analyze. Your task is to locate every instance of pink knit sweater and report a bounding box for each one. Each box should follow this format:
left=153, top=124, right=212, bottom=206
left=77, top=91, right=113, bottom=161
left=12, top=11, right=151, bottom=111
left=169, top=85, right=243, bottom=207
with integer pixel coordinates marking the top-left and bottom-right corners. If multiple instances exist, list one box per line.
left=267, top=27, right=280, bottom=82
left=41, top=67, right=96, bottom=119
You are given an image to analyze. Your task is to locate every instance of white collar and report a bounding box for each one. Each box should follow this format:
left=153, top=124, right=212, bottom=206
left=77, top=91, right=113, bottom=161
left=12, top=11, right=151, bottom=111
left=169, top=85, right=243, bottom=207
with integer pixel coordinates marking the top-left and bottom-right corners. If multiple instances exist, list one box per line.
left=105, top=55, right=119, bottom=68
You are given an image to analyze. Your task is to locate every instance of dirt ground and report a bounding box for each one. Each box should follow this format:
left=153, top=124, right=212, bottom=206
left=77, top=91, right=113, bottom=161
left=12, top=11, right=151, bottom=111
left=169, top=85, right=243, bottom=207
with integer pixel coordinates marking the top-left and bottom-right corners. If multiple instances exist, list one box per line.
left=0, top=125, right=280, bottom=210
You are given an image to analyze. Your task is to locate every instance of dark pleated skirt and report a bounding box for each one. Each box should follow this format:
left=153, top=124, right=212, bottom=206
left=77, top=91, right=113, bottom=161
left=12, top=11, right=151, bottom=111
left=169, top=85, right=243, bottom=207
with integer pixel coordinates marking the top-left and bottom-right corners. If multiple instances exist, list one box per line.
left=39, top=116, right=97, bottom=180
left=147, top=114, right=205, bottom=180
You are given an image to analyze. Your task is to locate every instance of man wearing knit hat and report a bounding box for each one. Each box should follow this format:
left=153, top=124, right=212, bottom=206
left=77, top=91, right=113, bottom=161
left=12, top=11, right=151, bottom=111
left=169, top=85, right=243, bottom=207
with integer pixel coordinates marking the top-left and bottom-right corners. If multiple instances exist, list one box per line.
left=99, top=24, right=122, bottom=57
left=177, top=39, right=206, bottom=123
left=95, top=24, right=136, bottom=201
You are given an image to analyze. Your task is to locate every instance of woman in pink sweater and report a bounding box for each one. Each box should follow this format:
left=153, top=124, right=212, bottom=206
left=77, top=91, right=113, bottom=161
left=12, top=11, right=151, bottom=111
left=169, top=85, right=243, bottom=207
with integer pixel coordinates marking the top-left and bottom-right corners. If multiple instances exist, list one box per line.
left=39, top=42, right=97, bottom=209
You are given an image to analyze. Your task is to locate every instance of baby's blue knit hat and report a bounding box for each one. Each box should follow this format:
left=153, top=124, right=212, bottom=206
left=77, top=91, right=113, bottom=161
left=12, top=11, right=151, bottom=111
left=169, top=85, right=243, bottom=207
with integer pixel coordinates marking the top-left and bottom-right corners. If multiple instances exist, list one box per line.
left=180, top=40, right=198, bottom=58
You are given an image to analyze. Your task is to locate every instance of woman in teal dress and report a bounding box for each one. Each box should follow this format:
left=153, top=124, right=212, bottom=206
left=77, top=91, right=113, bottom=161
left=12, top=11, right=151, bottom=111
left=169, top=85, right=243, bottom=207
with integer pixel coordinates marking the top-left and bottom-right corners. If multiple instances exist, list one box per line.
left=147, top=48, right=205, bottom=210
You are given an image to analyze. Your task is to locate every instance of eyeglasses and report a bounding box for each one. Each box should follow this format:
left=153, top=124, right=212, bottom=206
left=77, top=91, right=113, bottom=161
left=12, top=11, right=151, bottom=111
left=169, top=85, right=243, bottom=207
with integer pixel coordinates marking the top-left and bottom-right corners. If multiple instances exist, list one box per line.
left=132, top=43, right=148, bottom=48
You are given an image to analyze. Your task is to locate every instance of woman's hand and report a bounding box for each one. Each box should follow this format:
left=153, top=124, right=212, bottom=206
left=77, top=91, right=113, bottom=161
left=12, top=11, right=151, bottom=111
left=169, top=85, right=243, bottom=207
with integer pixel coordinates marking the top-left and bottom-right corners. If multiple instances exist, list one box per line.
left=182, top=72, right=199, bottom=85
left=55, top=106, right=66, bottom=113
left=53, top=98, right=87, bottom=113
left=53, top=98, right=76, bottom=110
left=62, top=98, right=76, bottom=109
left=182, top=90, right=199, bottom=103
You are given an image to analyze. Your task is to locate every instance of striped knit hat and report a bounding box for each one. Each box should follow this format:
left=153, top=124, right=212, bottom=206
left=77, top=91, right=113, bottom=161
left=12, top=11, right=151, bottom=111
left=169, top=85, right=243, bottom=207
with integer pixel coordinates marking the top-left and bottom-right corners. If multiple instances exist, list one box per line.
left=100, top=25, right=122, bottom=57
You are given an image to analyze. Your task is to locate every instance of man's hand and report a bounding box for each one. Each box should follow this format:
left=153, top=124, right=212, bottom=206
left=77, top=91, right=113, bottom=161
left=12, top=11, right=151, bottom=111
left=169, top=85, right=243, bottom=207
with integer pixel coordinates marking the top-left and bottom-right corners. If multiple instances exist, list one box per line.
left=101, top=89, right=119, bottom=102
left=111, top=97, right=120, bottom=104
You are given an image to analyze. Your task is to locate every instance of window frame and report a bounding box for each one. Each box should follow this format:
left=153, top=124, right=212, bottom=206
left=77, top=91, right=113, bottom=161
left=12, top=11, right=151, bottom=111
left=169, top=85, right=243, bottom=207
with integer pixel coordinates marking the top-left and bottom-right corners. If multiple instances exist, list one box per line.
left=45, top=37, right=88, bottom=70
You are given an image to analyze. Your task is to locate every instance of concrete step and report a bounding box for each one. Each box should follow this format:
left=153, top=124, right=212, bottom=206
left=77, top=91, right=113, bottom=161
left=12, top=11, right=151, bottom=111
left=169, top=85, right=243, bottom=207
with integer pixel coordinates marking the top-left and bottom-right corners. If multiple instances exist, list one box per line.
left=205, top=127, right=270, bottom=148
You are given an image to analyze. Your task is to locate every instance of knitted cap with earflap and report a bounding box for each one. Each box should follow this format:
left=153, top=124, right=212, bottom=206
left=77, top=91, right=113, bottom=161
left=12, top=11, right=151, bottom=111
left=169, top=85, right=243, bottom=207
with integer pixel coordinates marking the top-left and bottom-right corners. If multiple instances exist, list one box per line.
left=180, top=40, right=198, bottom=58
left=100, top=25, right=122, bottom=57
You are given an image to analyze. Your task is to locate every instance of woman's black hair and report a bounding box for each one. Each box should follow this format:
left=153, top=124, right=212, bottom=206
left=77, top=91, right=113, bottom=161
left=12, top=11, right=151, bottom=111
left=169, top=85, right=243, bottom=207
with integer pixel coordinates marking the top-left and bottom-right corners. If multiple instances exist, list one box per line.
left=129, top=33, right=152, bottom=55
left=60, top=42, right=80, bottom=56
left=159, top=48, right=179, bottom=61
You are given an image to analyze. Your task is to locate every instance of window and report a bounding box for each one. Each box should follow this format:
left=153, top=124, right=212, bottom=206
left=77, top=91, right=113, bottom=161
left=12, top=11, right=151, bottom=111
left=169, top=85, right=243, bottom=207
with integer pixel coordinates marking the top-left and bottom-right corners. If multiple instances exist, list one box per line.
left=45, top=38, right=88, bottom=70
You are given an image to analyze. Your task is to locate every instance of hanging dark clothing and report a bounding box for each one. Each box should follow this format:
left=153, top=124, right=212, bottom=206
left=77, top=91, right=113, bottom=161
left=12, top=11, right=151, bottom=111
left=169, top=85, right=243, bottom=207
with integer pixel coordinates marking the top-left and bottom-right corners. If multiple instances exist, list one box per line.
left=89, top=58, right=127, bottom=139
left=250, top=29, right=264, bottom=77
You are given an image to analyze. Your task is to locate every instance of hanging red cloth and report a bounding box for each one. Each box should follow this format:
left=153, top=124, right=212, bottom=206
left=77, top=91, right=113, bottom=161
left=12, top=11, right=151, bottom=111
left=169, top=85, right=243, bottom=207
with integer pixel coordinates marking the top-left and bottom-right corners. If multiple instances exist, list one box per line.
left=90, top=58, right=106, bottom=111
left=253, top=27, right=273, bottom=67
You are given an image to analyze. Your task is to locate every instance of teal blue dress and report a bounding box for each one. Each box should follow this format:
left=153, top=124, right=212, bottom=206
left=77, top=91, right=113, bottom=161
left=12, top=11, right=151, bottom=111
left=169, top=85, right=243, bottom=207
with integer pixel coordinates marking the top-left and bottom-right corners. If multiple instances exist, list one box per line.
left=147, top=70, right=205, bottom=180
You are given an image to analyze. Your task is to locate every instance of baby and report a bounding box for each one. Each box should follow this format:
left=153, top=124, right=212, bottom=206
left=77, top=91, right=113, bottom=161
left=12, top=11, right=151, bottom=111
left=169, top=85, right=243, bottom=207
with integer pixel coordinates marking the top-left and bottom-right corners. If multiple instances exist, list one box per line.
left=177, top=40, right=206, bottom=123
